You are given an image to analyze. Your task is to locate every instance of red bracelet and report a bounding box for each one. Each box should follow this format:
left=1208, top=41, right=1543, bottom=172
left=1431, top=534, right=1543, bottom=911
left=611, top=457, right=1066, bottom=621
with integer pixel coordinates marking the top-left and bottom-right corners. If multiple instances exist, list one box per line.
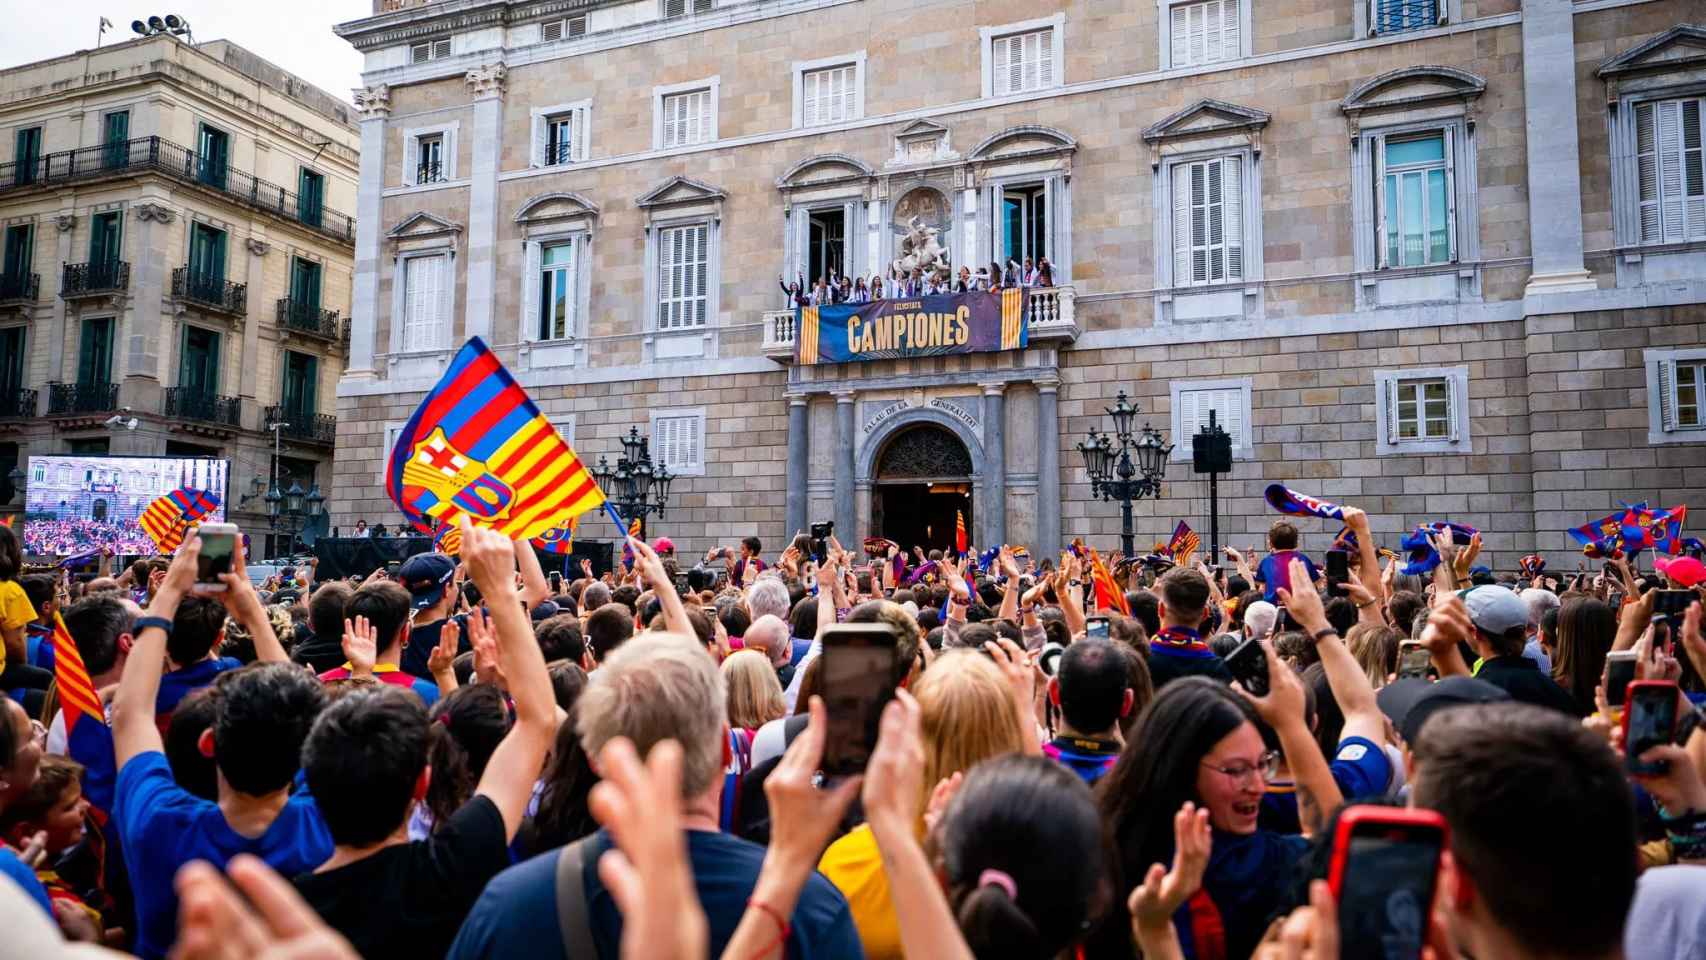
left=746, top=898, right=789, bottom=960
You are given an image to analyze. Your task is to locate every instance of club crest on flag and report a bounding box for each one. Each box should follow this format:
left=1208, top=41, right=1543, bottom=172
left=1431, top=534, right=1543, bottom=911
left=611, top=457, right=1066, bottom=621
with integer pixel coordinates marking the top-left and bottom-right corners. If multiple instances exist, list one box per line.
left=402, top=428, right=516, bottom=521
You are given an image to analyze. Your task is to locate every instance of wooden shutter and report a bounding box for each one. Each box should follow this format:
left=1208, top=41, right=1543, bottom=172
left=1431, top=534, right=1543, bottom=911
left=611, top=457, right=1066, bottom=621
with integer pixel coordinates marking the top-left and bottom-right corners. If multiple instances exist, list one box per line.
left=1636, top=102, right=1660, bottom=242
left=1659, top=359, right=1676, bottom=432
left=568, top=15, right=586, bottom=36
left=1223, top=157, right=1243, bottom=281
left=1372, top=134, right=1389, bottom=268
left=698, top=89, right=712, bottom=143
left=992, top=35, right=1012, bottom=95
left=803, top=70, right=820, bottom=126
left=1037, top=28, right=1053, bottom=87
left=1659, top=99, right=1684, bottom=242
left=659, top=229, right=675, bottom=328
left=1171, top=3, right=1189, bottom=65
left=1222, top=0, right=1240, bottom=60
left=1172, top=163, right=1192, bottom=286
left=522, top=241, right=542, bottom=340
left=1384, top=377, right=1400, bottom=441
left=542, top=19, right=563, bottom=41
left=432, top=39, right=450, bottom=59
left=1683, top=99, right=1705, bottom=240
left=1446, top=377, right=1461, bottom=442
left=1443, top=125, right=1459, bottom=261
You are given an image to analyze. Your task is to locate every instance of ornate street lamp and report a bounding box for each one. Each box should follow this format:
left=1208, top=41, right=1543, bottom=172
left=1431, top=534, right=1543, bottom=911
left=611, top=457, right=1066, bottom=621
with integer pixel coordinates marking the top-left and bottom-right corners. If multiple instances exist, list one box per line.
left=1076, top=390, right=1173, bottom=558
left=590, top=426, right=675, bottom=536
left=264, top=477, right=322, bottom=557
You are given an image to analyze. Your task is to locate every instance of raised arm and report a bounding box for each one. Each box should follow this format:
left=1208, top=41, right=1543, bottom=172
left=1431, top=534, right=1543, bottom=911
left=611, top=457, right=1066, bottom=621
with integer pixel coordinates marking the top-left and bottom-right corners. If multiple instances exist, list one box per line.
left=113, top=542, right=201, bottom=766
left=220, top=543, right=286, bottom=663
left=514, top=538, right=550, bottom=610
left=1340, top=507, right=1384, bottom=606
left=629, top=536, right=690, bottom=637
left=1237, top=634, right=1344, bottom=836
left=1278, top=559, right=1383, bottom=744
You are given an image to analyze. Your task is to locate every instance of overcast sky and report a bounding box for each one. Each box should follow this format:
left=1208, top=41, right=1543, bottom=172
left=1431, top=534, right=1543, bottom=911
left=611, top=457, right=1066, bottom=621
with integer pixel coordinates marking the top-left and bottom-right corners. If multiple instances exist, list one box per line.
left=1, top=1, right=369, bottom=103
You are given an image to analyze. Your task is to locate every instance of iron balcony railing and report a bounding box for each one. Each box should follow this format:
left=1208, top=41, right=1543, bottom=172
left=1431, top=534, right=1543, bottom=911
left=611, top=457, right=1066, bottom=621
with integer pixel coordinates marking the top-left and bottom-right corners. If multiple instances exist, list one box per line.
left=546, top=141, right=574, bottom=165
left=0, top=272, right=39, bottom=303
left=164, top=387, right=241, bottom=427
left=276, top=298, right=343, bottom=341
left=0, top=136, right=354, bottom=244
left=173, top=267, right=247, bottom=315
left=47, top=381, right=118, bottom=415
left=416, top=160, right=444, bottom=184
left=61, top=260, right=130, bottom=298
left=0, top=387, right=37, bottom=419
left=264, top=405, right=337, bottom=445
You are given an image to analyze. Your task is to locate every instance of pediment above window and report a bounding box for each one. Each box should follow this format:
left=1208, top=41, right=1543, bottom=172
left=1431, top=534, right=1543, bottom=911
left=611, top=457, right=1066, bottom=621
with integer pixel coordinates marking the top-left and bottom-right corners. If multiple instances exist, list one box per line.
left=1597, top=24, right=1706, bottom=98
left=513, top=191, right=600, bottom=225
left=1141, top=100, right=1268, bottom=168
left=386, top=211, right=462, bottom=250
left=1340, top=66, right=1485, bottom=134
left=970, top=125, right=1077, bottom=161
left=890, top=118, right=959, bottom=167
left=635, top=175, right=726, bottom=209
left=776, top=153, right=875, bottom=190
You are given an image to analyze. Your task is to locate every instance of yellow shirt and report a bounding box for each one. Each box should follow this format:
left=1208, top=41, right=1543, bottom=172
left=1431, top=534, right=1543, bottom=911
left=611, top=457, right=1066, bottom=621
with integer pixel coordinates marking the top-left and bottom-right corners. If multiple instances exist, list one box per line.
left=0, top=579, right=39, bottom=670
left=818, top=824, right=902, bottom=960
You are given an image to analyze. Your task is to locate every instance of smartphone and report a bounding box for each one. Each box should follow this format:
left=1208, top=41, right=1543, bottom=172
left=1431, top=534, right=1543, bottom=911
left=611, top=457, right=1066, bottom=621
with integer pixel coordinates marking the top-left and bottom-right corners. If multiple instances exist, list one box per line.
left=1396, top=641, right=1432, bottom=681
left=1085, top=616, right=1111, bottom=641
left=1604, top=650, right=1639, bottom=708
left=1623, top=681, right=1680, bottom=775
left=1326, top=549, right=1350, bottom=597
left=1328, top=806, right=1448, bottom=960
left=1654, top=589, right=1694, bottom=620
left=386, top=560, right=403, bottom=576
left=194, top=522, right=239, bottom=591
left=1224, top=637, right=1270, bottom=697
left=819, top=623, right=900, bottom=777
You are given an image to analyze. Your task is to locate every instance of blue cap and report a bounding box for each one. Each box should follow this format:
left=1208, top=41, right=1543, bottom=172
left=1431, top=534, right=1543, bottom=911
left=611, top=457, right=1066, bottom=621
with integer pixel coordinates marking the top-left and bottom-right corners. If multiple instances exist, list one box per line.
left=398, top=553, right=455, bottom=610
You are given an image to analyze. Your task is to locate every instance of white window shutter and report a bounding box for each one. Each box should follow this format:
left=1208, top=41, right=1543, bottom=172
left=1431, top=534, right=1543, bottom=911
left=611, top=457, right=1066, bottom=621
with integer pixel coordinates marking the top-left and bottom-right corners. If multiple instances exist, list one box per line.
left=1171, top=4, right=1189, bottom=65
left=1367, top=0, right=1378, bottom=35
left=1385, top=378, right=1399, bottom=441
left=1637, top=102, right=1661, bottom=242
left=693, top=224, right=708, bottom=325
left=803, top=71, right=819, bottom=126
left=1178, top=390, right=1200, bottom=452
left=522, top=241, right=542, bottom=340
left=404, top=135, right=419, bottom=187
left=992, top=36, right=1010, bottom=95
left=1659, top=359, right=1676, bottom=431
left=432, top=256, right=449, bottom=349
left=698, top=90, right=712, bottom=143
left=1223, top=156, right=1243, bottom=281
left=1683, top=99, right=1705, bottom=240
left=1447, top=378, right=1461, bottom=442
left=1659, top=100, right=1684, bottom=242
left=1190, top=161, right=1209, bottom=283
left=1189, top=3, right=1205, bottom=66
left=1373, top=135, right=1389, bottom=268
left=563, top=240, right=578, bottom=338
left=1223, top=0, right=1241, bottom=60
left=530, top=114, right=545, bottom=167
left=1172, top=163, right=1192, bottom=286
left=839, top=65, right=855, bottom=121
left=1220, top=388, right=1245, bottom=448
left=1204, top=2, right=1221, bottom=63
left=1443, top=125, right=1458, bottom=261
left=1038, top=28, right=1053, bottom=86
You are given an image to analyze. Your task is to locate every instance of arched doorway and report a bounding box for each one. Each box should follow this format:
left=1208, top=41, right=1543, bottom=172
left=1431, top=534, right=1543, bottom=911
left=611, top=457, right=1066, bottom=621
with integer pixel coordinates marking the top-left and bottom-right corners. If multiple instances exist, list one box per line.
left=92, top=498, right=108, bottom=521
left=872, top=424, right=973, bottom=554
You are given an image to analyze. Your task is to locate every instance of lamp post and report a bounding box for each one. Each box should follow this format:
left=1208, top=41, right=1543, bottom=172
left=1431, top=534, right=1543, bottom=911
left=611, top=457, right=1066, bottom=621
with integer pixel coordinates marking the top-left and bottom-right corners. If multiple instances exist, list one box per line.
left=1076, top=390, right=1173, bottom=559
left=264, top=477, right=325, bottom=557
left=588, top=426, right=674, bottom=537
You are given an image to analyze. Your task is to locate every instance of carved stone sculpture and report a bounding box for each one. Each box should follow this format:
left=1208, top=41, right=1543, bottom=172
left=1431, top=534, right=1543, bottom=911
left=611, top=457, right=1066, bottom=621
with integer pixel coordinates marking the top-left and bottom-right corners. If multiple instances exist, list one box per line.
left=892, top=216, right=950, bottom=279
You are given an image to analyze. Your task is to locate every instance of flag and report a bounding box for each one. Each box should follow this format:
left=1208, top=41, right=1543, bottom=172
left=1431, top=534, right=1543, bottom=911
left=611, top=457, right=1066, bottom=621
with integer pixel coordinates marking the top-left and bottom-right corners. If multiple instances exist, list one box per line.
left=52, top=612, right=115, bottom=821
left=628, top=517, right=642, bottom=538
left=1518, top=554, right=1546, bottom=579
left=1087, top=548, right=1130, bottom=616
left=1398, top=522, right=1478, bottom=576
left=1263, top=483, right=1346, bottom=522
left=433, top=523, right=462, bottom=557
left=1167, top=521, right=1200, bottom=566
left=955, top=510, right=967, bottom=556
left=0, top=514, right=13, bottom=528
left=138, top=488, right=220, bottom=553
left=387, top=337, right=605, bottom=541
left=1567, top=502, right=1687, bottom=559
left=532, top=514, right=578, bottom=555
left=58, top=549, right=101, bottom=569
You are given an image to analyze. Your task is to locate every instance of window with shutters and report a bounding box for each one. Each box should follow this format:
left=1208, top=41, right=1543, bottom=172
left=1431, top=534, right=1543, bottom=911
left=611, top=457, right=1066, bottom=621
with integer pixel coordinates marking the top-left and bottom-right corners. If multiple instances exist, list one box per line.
left=990, top=27, right=1055, bottom=96
left=662, top=0, right=713, bottom=20
left=401, top=254, right=448, bottom=353
left=1393, top=378, right=1450, bottom=439
left=1374, top=367, right=1470, bottom=455
left=403, top=122, right=457, bottom=186
left=648, top=411, right=706, bottom=475
left=1169, top=156, right=1243, bottom=286
left=1169, top=379, right=1253, bottom=461
left=409, top=39, right=452, bottom=63
left=538, top=241, right=575, bottom=340
left=1167, top=0, right=1241, bottom=68
left=541, top=16, right=585, bottom=41
left=1377, top=132, right=1454, bottom=267
left=657, top=223, right=709, bottom=330
left=1369, top=0, right=1440, bottom=35
left=1646, top=349, right=1706, bottom=443
left=530, top=102, right=590, bottom=167
left=1633, top=97, right=1706, bottom=245
left=802, top=63, right=858, bottom=127
left=417, top=135, right=445, bottom=183
left=659, top=88, right=714, bottom=148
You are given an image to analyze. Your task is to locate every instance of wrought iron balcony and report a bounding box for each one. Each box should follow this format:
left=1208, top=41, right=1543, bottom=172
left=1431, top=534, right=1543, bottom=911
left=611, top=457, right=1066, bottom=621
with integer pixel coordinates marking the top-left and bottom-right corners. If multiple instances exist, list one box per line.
left=0, top=136, right=354, bottom=244
left=416, top=160, right=444, bottom=184
left=164, top=387, right=241, bottom=427
left=47, top=381, right=118, bottom=415
left=264, top=405, right=337, bottom=445
left=61, top=260, right=130, bottom=298
left=172, top=267, right=247, bottom=316
left=0, top=388, right=36, bottom=419
left=276, top=298, right=343, bottom=342
left=0, top=272, right=39, bottom=304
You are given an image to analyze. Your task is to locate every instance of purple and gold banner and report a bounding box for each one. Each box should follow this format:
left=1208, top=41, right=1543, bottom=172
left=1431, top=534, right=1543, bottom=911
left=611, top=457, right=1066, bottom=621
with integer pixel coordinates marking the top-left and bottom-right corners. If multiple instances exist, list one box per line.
left=795, top=288, right=1028, bottom=366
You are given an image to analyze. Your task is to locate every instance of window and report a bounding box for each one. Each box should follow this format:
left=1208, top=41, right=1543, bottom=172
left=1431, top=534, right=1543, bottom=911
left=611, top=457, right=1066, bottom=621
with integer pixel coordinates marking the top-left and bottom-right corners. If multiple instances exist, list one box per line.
left=404, top=123, right=458, bottom=186
left=650, top=411, right=705, bottom=475
left=78, top=317, right=113, bottom=385
left=662, top=0, right=713, bottom=18
left=298, top=169, right=325, bottom=227
left=530, top=102, right=590, bottom=167
left=1, top=224, right=32, bottom=294
left=538, top=241, right=576, bottom=340
left=1648, top=349, right=1706, bottom=441
left=1634, top=97, right=1706, bottom=244
left=417, top=135, right=445, bottom=183
left=1169, top=379, right=1252, bottom=461
left=991, top=27, right=1055, bottom=96
left=1001, top=184, right=1048, bottom=265
left=1374, top=367, right=1469, bottom=454
left=410, top=39, right=452, bottom=63
left=12, top=127, right=41, bottom=186
left=188, top=223, right=226, bottom=286
left=1378, top=131, right=1454, bottom=268
left=289, top=257, right=322, bottom=311
left=89, top=212, right=122, bottom=265
left=660, top=88, right=713, bottom=148
left=657, top=224, right=708, bottom=330
left=180, top=325, right=222, bottom=397
left=103, top=111, right=129, bottom=168
left=0, top=327, right=23, bottom=399
left=1170, top=0, right=1240, bottom=67
left=381, top=422, right=407, bottom=483
left=1370, top=0, right=1440, bottom=34
left=1171, top=156, right=1243, bottom=285
left=282, top=352, right=318, bottom=417
left=197, top=124, right=229, bottom=190
left=545, top=115, right=575, bottom=165
left=402, top=254, right=447, bottom=352
left=541, top=15, right=586, bottom=41
left=802, top=63, right=857, bottom=126
left=1394, top=378, right=1450, bottom=439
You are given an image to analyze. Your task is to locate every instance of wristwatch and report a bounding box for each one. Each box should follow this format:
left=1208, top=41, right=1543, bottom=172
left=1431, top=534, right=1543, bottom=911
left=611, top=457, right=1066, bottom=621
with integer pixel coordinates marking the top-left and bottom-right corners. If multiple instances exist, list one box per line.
left=135, top=615, right=174, bottom=638
left=1311, top=627, right=1339, bottom=644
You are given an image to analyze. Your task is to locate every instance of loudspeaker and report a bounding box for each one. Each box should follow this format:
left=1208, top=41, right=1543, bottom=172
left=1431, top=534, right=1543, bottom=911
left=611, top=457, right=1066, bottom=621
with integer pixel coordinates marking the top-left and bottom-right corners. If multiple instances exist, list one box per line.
left=1192, top=431, right=1233, bottom=474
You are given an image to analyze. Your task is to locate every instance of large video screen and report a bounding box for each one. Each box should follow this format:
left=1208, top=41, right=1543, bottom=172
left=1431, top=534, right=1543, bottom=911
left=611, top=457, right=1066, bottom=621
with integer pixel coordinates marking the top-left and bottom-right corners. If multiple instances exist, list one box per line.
left=23, top=455, right=229, bottom=557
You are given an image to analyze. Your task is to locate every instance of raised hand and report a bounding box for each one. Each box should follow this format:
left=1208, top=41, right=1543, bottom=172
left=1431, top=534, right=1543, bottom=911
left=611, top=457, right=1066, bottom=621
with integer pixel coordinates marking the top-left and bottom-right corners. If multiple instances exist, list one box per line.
left=1130, top=802, right=1212, bottom=939
left=458, top=516, right=516, bottom=599
left=427, top=618, right=460, bottom=680
left=342, top=615, right=378, bottom=677
left=172, top=855, right=361, bottom=960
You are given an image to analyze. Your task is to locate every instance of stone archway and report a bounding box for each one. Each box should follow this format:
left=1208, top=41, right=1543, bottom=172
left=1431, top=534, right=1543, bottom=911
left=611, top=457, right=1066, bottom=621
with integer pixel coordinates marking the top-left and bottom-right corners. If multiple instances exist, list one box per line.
left=869, top=423, right=974, bottom=554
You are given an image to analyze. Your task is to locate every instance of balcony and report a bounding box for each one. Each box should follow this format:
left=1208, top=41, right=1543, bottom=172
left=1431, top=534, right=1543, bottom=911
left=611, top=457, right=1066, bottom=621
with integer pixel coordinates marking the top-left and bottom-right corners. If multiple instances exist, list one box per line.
left=0, top=388, right=36, bottom=420
left=0, top=272, right=39, bottom=305
left=172, top=268, right=247, bottom=316
left=416, top=160, right=444, bottom=184
left=0, top=136, right=355, bottom=245
left=47, top=381, right=118, bottom=416
left=276, top=298, right=344, bottom=344
left=760, top=285, right=1079, bottom=361
left=264, top=405, right=337, bottom=446
left=61, top=260, right=130, bottom=299
left=164, top=387, right=241, bottom=428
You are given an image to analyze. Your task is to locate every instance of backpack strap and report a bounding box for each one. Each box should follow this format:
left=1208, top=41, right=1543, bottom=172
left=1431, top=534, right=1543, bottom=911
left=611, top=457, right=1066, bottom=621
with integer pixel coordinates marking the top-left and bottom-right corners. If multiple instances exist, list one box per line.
left=555, top=836, right=598, bottom=959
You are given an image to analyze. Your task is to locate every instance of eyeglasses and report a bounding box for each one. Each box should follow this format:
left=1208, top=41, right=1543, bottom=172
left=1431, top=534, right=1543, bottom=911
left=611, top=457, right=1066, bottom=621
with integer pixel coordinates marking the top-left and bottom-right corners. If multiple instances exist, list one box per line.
left=1201, top=750, right=1282, bottom=784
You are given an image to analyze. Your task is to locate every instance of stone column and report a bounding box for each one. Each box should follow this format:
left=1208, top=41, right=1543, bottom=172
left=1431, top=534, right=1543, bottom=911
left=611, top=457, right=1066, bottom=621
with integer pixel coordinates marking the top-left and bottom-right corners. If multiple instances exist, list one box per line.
left=347, top=85, right=389, bottom=379
left=125, top=200, right=174, bottom=384
left=981, top=383, right=1006, bottom=549
left=463, top=64, right=506, bottom=341
left=239, top=238, right=268, bottom=415
left=785, top=396, right=810, bottom=536
left=49, top=212, right=76, bottom=381
left=833, top=391, right=856, bottom=543
left=1037, top=378, right=1061, bottom=555
left=1520, top=0, right=1595, bottom=296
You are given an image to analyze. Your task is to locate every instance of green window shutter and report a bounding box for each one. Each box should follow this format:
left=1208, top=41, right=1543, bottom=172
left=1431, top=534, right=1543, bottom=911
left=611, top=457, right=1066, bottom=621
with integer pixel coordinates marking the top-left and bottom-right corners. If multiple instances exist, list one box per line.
left=303, top=355, right=318, bottom=415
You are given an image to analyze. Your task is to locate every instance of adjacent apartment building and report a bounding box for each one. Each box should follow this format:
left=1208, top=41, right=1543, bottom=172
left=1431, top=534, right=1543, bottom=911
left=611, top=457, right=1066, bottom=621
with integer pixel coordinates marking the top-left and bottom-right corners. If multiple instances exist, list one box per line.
left=330, top=0, right=1706, bottom=567
left=0, top=35, right=358, bottom=555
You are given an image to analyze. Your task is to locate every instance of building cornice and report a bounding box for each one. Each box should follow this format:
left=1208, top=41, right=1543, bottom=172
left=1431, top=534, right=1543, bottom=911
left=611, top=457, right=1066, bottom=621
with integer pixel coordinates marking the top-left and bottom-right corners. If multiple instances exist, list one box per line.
left=336, top=0, right=614, bottom=51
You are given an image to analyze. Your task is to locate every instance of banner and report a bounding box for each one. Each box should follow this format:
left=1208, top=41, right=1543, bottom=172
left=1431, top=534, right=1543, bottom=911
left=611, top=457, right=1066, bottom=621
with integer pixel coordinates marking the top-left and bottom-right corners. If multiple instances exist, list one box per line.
left=794, top=289, right=1028, bottom=365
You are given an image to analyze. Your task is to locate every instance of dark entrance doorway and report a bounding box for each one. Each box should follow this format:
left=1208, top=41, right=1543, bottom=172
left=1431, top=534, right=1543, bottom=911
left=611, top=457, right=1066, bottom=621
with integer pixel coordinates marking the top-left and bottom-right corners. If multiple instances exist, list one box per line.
left=871, top=424, right=974, bottom=554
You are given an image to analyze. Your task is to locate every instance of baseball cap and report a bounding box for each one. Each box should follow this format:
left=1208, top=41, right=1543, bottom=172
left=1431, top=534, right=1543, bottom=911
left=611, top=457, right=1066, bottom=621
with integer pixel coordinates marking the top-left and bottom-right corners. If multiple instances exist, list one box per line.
left=1462, top=585, right=1528, bottom=636
left=1377, top=676, right=1511, bottom=746
left=398, top=553, right=456, bottom=611
left=652, top=536, right=675, bottom=555
left=1656, top=555, right=1706, bottom=589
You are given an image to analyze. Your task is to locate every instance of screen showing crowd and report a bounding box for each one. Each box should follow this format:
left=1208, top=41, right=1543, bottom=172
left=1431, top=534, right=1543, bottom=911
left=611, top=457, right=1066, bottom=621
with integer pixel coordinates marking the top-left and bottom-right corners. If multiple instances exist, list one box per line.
left=22, top=454, right=229, bottom=556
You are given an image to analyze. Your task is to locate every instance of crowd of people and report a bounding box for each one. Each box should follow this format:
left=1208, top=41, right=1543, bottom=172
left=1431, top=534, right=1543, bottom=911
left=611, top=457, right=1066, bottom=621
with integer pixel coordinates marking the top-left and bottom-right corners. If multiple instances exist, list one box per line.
left=21, top=519, right=161, bottom=558
left=780, top=256, right=1056, bottom=308
left=0, top=496, right=1704, bottom=960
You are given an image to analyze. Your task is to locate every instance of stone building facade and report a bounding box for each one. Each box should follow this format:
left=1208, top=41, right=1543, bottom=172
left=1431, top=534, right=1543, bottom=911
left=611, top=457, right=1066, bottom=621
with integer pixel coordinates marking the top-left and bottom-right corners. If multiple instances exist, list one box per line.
left=331, top=0, right=1706, bottom=567
left=0, top=35, right=358, bottom=555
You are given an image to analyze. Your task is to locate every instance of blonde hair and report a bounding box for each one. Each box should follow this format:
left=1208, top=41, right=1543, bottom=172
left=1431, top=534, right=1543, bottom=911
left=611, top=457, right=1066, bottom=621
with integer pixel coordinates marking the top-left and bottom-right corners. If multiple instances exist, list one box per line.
left=576, top=633, right=727, bottom=799
left=1345, top=623, right=1402, bottom=688
left=914, top=651, right=1027, bottom=806
left=721, top=649, right=785, bottom=731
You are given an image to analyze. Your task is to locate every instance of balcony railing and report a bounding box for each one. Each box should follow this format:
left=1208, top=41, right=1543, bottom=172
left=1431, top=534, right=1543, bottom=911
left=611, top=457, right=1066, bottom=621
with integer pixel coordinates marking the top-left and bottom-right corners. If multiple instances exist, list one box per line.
left=0, top=272, right=39, bottom=304
left=173, top=267, right=247, bottom=315
left=264, top=405, right=337, bottom=445
left=47, top=381, right=118, bottom=415
left=760, top=285, right=1079, bottom=360
left=164, top=387, right=241, bottom=427
left=0, top=388, right=36, bottom=419
left=416, top=160, right=444, bottom=184
left=276, top=298, right=344, bottom=341
left=61, top=260, right=130, bottom=298
left=0, top=136, right=355, bottom=244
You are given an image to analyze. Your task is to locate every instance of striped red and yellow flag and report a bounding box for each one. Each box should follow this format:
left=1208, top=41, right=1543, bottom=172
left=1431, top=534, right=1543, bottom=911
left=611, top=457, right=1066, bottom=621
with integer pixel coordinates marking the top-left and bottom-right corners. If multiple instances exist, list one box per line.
left=954, top=509, right=967, bottom=555
left=433, top=523, right=462, bottom=557
left=1087, top=547, right=1131, bottom=616
left=627, top=517, right=642, bottom=539
left=797, top=306, right=821, bottom=365
left=138, top=488, right=221, bottom=553
left=999, top=287, right=1027, bottom=350
left=52, top=612, right=103, bottom=733
left=1167, top=521, right=1201, bottom=566
left=0, top=514, right=14, bottom=528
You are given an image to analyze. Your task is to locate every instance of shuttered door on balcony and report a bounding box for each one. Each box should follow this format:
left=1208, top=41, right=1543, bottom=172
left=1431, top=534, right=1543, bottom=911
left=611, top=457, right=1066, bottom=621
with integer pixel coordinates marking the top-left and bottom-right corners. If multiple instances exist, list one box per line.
left=104, top=111, right=129, bottom=167
left=190, top=224, right=226, bottom=286
left=0, top=328, right=23, bottom=397
left=291, top=258, right=322, bottom=312
left=283, top=352, right=317, bottom=419
left=79, top=318, right=112, bottom=386
left=181, top=326, right=221, bottom=398
left=1, top=225, right=30, bottom=283
left=89, top=213, right=121, bottom=266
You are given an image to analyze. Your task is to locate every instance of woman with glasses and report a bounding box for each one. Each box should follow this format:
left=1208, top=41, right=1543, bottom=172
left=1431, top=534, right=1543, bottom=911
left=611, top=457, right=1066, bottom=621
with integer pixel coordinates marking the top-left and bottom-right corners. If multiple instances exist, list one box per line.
left=1087, top=664, right=1343, bottom=960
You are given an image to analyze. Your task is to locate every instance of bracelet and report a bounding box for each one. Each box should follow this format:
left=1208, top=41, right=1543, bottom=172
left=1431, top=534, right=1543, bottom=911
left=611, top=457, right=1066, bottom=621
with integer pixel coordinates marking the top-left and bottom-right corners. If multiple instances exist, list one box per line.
left=746, top=897, right=790, bottom=959
left=1355, top=598, right=1377, bottom=609
left=1311, top=627, right=1340, bottom=644
left=134, top=615, right=174, bottom=638
left=1661, top=808, right=1706, bottom=860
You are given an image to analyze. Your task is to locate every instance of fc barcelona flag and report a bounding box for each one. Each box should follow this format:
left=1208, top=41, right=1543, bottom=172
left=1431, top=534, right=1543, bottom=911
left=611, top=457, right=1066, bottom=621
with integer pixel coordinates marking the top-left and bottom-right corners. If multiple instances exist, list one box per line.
left=52, top=612, right=116, bottom=821
left=533, top=514, right=579, bottom=555
left=954, top=510, right=968, bottom=556
left=387, top=337, right=606, bottom=541
left=433, top=523, right=462, bottom=557
left=1167, top=521, right=1201, bottom=566
left=138, top=488, right=221, bottom=553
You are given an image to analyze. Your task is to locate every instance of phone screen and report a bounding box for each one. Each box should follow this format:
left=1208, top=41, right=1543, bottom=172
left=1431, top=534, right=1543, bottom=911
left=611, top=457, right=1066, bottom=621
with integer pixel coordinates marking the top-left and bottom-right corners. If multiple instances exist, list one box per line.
left=1605, top=654, right=1639, bottom=707
left=196, top=531, right=236, bottom=587
left=1338, top=827, right=1443, bottom=960
left=1085, top=617, right=1110, bottom=641
left=1626, top=686, right=1678, bottom=775
left=820, top=625, right=899, bottom=777
left=1225, top=637, right=1269, bottom=696
left=1655, top=589, right=1694, bottom=619
left=1326, top=550, right=1350, bottom=596
left=1397, top=643, right=1432, bottom=680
